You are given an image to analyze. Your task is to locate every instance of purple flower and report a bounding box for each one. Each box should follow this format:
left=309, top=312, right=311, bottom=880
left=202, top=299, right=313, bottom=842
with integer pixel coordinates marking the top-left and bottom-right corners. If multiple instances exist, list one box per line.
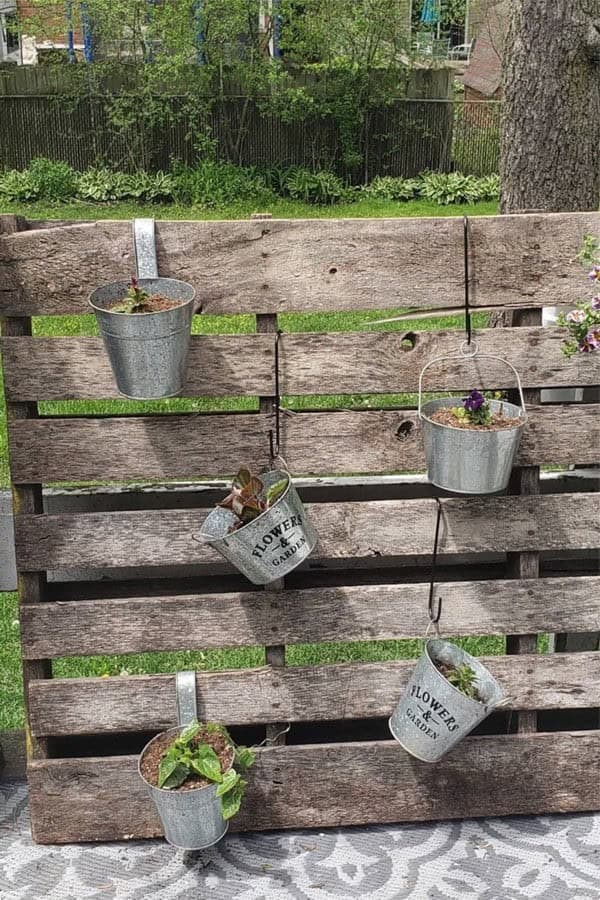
left=584, top=327, right=600, bottom=350
left=463, top=389, right=486, bottom=412
left=588, top=265, right=600, bottom=282
left=567, top=309, right=586, bottom=323
left=592, top=296, right=600, bottom=311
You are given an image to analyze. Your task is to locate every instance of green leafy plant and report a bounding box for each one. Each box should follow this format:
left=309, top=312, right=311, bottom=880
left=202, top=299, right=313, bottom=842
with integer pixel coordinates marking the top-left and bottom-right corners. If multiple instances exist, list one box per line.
left=452, top=390, right=493, bottom=426
left=110, top=277, right=152, bottom=314
left=420, top=171, right=482, bottom=205
left=157, top=721, right=255, bottom=820
left=558, top=235, right=600, bottom=356
left=0, top=168, right=39, bottom=202
left=218, top=467, right=289, bottom=528
left=285, top=168, right=352, bottom=205
left=362, top=175, right=420, bottom=201
left=27, top=157, right=78, bottom=202
left=444, top=663, right=479, bottom=700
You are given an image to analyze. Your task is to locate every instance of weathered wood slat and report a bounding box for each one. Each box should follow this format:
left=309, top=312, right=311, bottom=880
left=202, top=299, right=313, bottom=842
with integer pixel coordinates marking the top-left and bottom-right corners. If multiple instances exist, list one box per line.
left=27, top=731, right=600, bottom=842
left=2, top=212, right=599, bottom=316
left=15, top=493, right=599, bottom=571
left=20, top=576, right=600, bottom=659
left=1, top=335, right=273, bottom=400
left=2, top=328, right=598, bottom=400
left=27, top=652, right=600, bottom=737
left=8, top=404, right=600, bottom=483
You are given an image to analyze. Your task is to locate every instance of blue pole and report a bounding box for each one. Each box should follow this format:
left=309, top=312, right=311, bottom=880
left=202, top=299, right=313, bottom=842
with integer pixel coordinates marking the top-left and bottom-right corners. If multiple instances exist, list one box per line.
left=193, top=0, right=204, bottom=63
left=80, top=1, right=93, bottom=62
left=66, top=0, right=75, bottom=63
left=272, top=0, right=281, bottom=58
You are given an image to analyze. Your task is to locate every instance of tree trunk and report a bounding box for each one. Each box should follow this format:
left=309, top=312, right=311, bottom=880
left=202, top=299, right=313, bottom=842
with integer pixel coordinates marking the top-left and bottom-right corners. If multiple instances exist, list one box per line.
left=500, top=0, right=600, bottom=213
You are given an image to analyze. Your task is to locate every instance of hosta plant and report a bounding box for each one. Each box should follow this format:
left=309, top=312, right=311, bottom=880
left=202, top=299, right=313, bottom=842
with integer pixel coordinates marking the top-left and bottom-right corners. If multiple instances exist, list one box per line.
left=158, top=721, right=255, bottom=820
left=219, top=467, right=288, bottom=528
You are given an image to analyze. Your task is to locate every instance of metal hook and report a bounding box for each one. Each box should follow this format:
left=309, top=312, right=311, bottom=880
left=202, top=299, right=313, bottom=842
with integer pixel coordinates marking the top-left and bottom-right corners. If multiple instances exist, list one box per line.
left=269, top=329, right=283, bottom=462
left=463, top=216, right=472, bottom=346
left=428, top=499, right=443, bottom=625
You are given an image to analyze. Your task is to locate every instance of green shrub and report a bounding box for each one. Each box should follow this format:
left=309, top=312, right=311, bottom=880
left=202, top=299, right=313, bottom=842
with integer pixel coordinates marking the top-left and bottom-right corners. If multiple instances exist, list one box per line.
left=362, top=175, right=420, bottom=202
left=28, top=157, right=78, bottom=201
left=170, top=160, right=274, bottom=208
left=284, top=168, right=353, bottom=205
left=475, top=174, right=500, bottom=201
left=419, top=172, right=483, bottom=205
left=0, top=168, right=38, bottom=202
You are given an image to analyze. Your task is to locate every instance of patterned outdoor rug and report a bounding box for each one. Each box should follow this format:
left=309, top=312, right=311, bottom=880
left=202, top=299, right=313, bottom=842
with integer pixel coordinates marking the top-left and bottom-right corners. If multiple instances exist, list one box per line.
left=2, top=781, right=600, bottom=899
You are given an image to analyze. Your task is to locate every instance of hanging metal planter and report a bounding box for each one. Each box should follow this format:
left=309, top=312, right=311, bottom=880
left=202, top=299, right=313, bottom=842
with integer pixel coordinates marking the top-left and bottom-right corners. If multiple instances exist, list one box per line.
left=89, top=219, right=196, bottom=399
left=389, top=639, right=504, bottom=762
left=418, top=343, right=527, bottom=494
left=197, top=469, right=318, bottom=585
left=139, top=724, right=229, bottom=851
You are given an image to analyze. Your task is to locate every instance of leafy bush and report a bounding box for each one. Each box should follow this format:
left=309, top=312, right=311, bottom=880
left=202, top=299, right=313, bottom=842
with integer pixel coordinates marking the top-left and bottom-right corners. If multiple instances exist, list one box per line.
left=28, top=157, right=78, bottom=201
left=76, top=169, right=175, bottom=202
left=170, top=160, right=273, bottom=208
left=0, top=168, right=39, bottom=202
left=362, top=175, right=420, bottom=202
left=419, top=172, right=483, bottom=205
left=475, top=174, right=500, bottom=201
left=284, top=168, right=353, bottom=205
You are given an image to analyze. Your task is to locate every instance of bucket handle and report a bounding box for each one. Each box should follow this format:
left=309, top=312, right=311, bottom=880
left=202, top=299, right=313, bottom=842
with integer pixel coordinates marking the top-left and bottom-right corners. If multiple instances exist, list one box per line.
left=418, top=341, right=527, bottom=420
left=176, top=670, right=198, bottom=726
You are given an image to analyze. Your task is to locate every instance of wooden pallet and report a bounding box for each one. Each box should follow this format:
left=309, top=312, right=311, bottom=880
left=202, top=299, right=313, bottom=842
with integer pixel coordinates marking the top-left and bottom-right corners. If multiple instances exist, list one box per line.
left=1, top=211, right=599, bottom=844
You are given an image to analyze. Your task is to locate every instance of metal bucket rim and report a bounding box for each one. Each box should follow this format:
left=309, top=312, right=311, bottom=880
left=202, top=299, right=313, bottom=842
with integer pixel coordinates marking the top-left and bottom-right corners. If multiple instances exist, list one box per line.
left=424, top=639, right=502, bottom=708
left=420, top=397, right=527, bottom=431
left=138, top=724, right=234, bottom=794
left=198, top=470, right=292, bottom=543
left=88, top=279, right=196, bottom=317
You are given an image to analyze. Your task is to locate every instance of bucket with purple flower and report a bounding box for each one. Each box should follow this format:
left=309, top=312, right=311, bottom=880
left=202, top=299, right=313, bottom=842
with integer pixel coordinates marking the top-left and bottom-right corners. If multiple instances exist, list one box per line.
left=418, top=343, right=527, bottom=495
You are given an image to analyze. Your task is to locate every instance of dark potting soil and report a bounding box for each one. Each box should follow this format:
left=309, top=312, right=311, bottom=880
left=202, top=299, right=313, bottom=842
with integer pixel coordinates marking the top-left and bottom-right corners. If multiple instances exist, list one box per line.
left=140, top=726, right=235, bottom=792
left=429, top=408, right=521, bottom=432
left=435, top=661, right=484, bottom=703
left=109, top=296, right=183, bottom=313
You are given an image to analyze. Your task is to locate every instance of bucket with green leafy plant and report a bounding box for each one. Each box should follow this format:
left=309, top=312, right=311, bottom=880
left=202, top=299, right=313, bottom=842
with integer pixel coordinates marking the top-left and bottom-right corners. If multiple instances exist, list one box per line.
left=138, top=721, right=255, bottom=850
left=389, top=639, right=504, bottom=762
left=197, top=468, right=318, bottom=584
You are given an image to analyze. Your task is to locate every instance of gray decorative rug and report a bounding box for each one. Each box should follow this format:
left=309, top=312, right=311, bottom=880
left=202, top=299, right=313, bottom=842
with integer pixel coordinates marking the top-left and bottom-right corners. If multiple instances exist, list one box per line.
left=2, top=782, right=600, bottom=899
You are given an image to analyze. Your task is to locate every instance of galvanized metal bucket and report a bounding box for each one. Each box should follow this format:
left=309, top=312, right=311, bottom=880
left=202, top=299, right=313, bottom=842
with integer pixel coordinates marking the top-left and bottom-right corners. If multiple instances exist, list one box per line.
left=418, top=343, right=527, bottom=494
left=89, top=277, right=195, bottom=400
left=389, top=639, right=504, bottom=762
left=197, top=469, right=318, bottom=585
left=139, top=724, right=229, bottom=851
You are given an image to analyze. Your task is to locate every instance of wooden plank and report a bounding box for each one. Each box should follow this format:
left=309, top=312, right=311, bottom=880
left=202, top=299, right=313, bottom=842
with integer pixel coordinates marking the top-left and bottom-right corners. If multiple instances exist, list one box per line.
left=7, top=404, right=600, bottom=483
left=1, top=313, right=50, bottom=761
left=2, top=212, right=600, bottom=316
left=14, top=493, right=600, bottom=571
left=20, top=576, right=600, bottom=659
left=27, top=653, right=600, bottom=737
left=27, top=731, right=600, bottom=842
left=3, top=328, right=598, bottom=401
left=1, top=335, right=273, bottom=400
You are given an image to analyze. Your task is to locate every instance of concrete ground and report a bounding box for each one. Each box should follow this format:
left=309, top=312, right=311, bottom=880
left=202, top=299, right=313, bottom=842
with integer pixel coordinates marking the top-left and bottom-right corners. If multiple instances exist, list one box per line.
left=2, top=781, right=600, bottom=900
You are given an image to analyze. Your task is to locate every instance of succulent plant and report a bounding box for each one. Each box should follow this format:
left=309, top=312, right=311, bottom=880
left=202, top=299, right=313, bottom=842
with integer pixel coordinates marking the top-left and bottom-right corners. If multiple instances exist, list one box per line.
left=218, top=467, right=288, bottom=528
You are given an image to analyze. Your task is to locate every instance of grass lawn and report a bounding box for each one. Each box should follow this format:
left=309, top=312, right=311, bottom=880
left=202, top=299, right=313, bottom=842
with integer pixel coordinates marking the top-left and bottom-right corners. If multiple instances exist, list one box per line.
left=1, top=197, right=509, bottom=732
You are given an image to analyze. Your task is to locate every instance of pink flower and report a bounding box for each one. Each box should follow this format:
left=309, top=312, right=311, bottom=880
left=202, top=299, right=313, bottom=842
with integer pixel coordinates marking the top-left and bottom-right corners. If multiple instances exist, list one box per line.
left=567, top=309, right=586, bottom=323
left=588, top=265, right=600, bottom=282
left=585, top=327, right=600, bottom=350
left=592, top=296, right=600, bottom=311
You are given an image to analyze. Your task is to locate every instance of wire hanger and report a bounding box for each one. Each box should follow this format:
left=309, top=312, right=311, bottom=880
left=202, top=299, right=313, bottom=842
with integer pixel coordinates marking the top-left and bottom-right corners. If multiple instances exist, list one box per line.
left=428, top=499, right=443, bottom=626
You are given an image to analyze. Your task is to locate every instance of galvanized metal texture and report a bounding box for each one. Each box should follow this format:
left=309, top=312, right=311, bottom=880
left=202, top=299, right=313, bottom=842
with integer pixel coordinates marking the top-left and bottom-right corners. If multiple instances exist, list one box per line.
left=89, top=277, right=195, bottom=399
left=133, top=218, right=159, bottom=279
left=389, top=639, right=504, bottom=763
left=420, top=396, right=525, bottom=494
left=176, top=671, right=198, bottom=726
left=198, top=470, right=318, bottom=585
left=139, top=726, right=228, bottom=851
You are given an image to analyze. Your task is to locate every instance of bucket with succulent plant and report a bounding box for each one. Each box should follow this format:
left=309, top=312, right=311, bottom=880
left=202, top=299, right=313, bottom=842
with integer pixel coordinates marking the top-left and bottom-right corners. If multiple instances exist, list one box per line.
left=389, top=639, right=504, bottom=762
left=138, top=720, right=255, bottom=850
left=197, top=467, right=318, bottom=584
left=89, top=276, right=196, bottom=399
left=418, top=348, right=527, bottom=494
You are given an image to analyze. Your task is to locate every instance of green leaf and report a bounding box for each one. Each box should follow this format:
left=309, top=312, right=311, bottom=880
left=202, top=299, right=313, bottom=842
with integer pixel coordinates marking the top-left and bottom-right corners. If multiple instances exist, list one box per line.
left=215, top=770, right=240, bottom=797
left=220, top=781, right=246, bottom=820
left=190, top=745, right=223, bottom=783
left=179, top=721, right=200, bottom=744
left=158, top=758, right=189, bottom=790
left=266, top=478, right=289, bottom=507
left=234, top=746, right=256, bottom=771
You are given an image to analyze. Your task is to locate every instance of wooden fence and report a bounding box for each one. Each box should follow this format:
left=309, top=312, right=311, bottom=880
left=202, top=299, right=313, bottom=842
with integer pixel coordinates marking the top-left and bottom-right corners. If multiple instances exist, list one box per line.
left=0, top=211, right=598, bottom=843
left=0, top=96, right=500, bottom=178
